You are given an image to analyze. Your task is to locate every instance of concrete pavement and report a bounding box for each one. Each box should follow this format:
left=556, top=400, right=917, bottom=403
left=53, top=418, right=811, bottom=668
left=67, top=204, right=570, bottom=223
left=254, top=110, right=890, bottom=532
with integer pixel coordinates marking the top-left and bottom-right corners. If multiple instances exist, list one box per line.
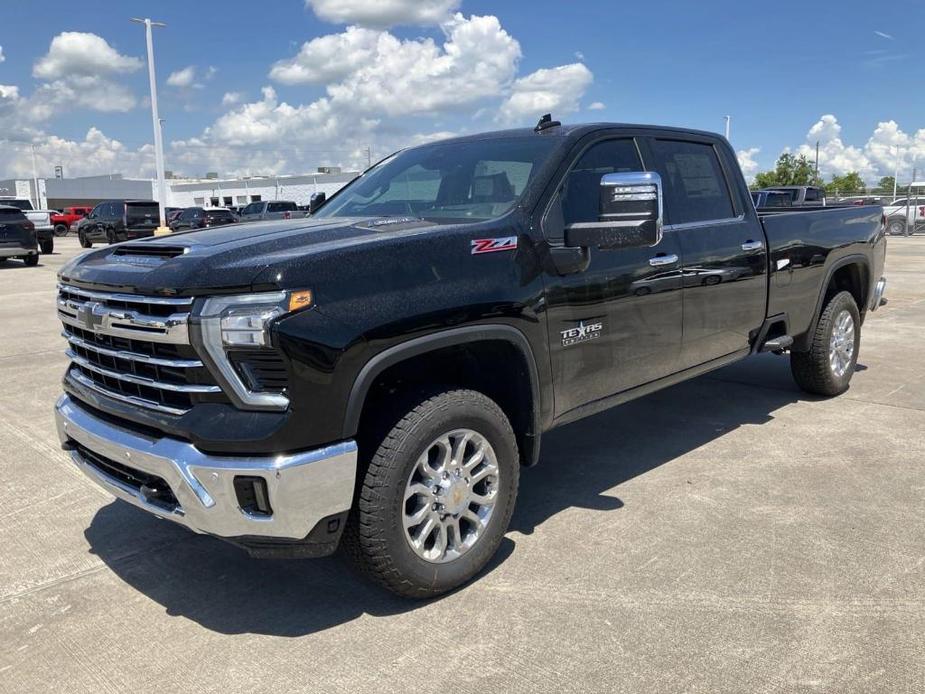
left=1, top=236, right=922, bottom=693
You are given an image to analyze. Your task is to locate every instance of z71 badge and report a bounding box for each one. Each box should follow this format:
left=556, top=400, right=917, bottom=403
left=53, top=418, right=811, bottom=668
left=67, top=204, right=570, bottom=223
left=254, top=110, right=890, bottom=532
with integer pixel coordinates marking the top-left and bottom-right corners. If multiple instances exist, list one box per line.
left=560, top=320, right=604, bottom=347
left=471, top=236, right=517, bottom=254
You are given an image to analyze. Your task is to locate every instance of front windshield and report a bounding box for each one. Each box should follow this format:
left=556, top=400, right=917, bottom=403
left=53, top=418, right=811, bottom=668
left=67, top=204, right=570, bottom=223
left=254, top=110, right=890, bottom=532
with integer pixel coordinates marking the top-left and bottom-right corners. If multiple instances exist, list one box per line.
left=314, top=137, right=558, bottom=224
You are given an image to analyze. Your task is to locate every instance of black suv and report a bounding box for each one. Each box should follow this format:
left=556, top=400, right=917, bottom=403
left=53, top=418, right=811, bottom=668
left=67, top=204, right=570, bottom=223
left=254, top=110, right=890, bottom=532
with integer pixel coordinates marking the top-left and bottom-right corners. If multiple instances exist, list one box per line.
left=78, top=200, right=160, bottom=248
left=170, top=207, right=238, bottom=232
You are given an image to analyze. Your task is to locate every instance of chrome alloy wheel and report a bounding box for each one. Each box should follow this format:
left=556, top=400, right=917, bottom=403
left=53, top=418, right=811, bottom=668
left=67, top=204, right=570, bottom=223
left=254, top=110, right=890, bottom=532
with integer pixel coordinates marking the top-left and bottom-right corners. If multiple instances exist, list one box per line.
left=402, top=429, right=500, bottom=564
left=829, top=309, right=855, bottom=378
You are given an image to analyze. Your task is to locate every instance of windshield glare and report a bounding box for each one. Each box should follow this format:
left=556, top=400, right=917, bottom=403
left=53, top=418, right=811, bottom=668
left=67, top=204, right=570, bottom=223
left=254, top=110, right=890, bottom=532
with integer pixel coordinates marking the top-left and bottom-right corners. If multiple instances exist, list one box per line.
left=314, top=137, right=557, bottom=224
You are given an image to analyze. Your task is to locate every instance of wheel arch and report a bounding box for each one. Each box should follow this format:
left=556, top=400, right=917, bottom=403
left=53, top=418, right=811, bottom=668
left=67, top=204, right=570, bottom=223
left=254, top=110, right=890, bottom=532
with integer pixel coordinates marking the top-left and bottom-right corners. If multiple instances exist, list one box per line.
left=795, top=254, right=871, bottom=351
left=343, top=325, right=543, bottom=466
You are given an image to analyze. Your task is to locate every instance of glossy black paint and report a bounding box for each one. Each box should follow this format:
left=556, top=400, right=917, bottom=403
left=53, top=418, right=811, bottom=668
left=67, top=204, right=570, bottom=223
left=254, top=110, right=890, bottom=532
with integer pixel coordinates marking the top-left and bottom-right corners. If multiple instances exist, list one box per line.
left=57, top=124, right=886, bottom=457
left=79, top=200, right=160, bottom=244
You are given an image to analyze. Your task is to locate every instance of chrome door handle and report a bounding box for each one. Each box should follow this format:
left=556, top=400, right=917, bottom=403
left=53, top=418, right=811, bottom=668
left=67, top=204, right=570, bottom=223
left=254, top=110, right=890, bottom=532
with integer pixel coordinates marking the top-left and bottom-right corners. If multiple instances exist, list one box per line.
left=648, top=254, right=679, bottom=267
left=741, top=240, right=764, bottom=252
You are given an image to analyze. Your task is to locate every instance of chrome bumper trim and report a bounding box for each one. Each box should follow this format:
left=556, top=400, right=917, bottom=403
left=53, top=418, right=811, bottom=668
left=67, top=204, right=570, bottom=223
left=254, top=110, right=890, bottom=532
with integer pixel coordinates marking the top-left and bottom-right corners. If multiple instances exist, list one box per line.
left=66, top=350, right=221, bottom=393
left=870, top=277, right=886, bottom=311
left=67, top=368, right=190, bottom=416
left=55, top=394, right=358, bottom=539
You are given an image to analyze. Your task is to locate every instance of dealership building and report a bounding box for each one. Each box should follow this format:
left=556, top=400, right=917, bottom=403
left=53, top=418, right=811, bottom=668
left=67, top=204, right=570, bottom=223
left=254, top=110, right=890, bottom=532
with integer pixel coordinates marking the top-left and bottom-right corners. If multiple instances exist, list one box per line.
left=0, top=169, right=358, bottom=210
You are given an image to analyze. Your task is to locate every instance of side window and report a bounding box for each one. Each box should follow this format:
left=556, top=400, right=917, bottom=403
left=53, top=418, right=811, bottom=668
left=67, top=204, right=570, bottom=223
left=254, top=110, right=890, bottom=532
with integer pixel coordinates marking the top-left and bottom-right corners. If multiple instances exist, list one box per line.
left=805, top=187, right=821, bottom=202
left=560, top=139, right=643, bottom=227
left=647, top=139, right=735, bottom=224
left=88, top=204, right=102, bottom=218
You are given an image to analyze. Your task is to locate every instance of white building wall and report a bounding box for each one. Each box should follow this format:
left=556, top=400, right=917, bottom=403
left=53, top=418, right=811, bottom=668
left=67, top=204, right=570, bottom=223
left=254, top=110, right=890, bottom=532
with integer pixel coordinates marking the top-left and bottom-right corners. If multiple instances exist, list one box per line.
left=166, top=174, right=356, bottom=208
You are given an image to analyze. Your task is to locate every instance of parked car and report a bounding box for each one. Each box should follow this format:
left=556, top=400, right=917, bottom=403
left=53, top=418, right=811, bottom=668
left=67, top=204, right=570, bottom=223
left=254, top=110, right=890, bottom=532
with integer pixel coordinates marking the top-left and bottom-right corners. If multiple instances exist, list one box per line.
left=0, top=205, right=39, bottom=266
left=51, top=206, right=93, bottom=237
left=0, top=198, right=56, bottom=253
left=238, top=200, right=301, bottom=222
left=881, top=197, right=923, bottom=235
left=169, top=207, right=238, bottom=231
left=76, top=199, right=160, bottom=248
left=760, top=185, right=826, bottom=207
left=751, top=190, right=792, bottom=208
left=55, top=119, right=886, bottom=598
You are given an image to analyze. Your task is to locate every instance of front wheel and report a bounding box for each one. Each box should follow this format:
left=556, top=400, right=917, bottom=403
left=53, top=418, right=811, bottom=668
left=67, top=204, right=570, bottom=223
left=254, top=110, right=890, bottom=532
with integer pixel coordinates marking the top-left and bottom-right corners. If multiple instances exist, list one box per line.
left=78, top=231, right=92, bottom=249
left=887, top=217, right=907, bottom=236
left=40, top=239, right=53, bottom=254
left=23, top=254, right=39, bottom=267
left=791, top=290, right=860, bottom=396
left=343, top=389, right=519, bottom=598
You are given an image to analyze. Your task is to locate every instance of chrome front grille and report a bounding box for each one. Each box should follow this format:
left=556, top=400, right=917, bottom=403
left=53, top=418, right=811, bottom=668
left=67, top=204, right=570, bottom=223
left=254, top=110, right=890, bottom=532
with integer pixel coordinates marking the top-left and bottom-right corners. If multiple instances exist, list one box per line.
left=58, top=284, right=223, bottom=415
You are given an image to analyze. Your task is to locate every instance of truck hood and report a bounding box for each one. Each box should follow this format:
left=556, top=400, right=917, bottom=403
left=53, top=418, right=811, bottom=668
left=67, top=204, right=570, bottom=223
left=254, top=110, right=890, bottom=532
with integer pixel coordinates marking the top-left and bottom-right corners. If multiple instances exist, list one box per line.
left=59, top=216, right=437, bottom=294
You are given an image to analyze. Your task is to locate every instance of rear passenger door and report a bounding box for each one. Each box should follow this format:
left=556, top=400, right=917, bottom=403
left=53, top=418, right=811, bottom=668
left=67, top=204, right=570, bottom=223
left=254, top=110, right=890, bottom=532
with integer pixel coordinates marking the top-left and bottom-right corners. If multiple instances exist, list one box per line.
left=642, top=136, right=768, bottom=368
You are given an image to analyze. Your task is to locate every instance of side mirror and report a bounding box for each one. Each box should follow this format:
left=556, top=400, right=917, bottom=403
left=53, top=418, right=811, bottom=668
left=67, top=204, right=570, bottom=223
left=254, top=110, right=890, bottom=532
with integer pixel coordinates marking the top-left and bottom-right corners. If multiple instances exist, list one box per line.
left=564, top=171, right=663, bottom=250
left=309, top=192, right=326, bottom=214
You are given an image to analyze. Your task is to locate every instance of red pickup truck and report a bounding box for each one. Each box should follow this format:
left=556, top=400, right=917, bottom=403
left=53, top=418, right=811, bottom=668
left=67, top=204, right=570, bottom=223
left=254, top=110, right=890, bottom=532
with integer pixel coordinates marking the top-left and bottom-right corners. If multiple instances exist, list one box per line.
left=51, top=206, right=93, bottom=236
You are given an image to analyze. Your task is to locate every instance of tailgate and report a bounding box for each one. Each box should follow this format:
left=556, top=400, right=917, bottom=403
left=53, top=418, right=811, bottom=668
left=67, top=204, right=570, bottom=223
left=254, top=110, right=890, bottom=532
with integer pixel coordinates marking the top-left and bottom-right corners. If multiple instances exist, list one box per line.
left=125, top=202, right=160, bottom=229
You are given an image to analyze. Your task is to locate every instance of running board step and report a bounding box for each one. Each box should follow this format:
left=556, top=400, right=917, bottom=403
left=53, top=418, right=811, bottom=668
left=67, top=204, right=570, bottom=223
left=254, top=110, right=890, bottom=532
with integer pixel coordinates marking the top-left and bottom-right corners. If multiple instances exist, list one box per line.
left=760, top=335, right=793, bottom=353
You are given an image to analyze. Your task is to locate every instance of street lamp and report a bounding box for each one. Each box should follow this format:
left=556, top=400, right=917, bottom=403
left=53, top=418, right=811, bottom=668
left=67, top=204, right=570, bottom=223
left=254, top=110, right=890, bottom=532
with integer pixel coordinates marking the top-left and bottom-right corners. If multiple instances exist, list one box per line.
left=130, top=17, right=170, bottom=235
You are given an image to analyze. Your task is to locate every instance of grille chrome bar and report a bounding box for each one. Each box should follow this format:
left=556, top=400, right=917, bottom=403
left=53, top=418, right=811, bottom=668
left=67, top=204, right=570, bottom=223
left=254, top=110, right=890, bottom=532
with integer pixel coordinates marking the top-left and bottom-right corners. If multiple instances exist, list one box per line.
left=57, top=283, right=193, bottom=306
left=57, top=298, right=190, bottom=344
left=63, top=331, right=203, bottom=368
left=68, top=368, right=190, bottom=416
left=67, top=351, right=221, bottom=394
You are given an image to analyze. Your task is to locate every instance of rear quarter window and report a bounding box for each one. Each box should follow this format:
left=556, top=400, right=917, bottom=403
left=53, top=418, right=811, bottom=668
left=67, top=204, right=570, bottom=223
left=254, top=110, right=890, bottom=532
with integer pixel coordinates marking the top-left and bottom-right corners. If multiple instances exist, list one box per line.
left=648, top=139, right=735, bottom=224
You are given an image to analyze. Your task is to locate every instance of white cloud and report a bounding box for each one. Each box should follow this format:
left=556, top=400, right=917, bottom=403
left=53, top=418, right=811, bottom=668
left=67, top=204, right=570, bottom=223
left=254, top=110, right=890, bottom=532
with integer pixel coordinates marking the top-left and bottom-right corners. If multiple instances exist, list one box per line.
left=30, top=76, right=137, bottom=115
left=497, top=63, right=593, bottom=124
left=221, top=91, right=244, bottom=106
left=587, top=101, right=605, bottom=111
left=307, top=0, right=460, bottom=28
left=167, top=66, right=197, bottom=88
left=736, top=147, right=760, bottom=181
left=269, top=26, right=381, bottom=85
left=33, top=32, right=142, bottom=80
left=874, top=30, right=894, bottom=40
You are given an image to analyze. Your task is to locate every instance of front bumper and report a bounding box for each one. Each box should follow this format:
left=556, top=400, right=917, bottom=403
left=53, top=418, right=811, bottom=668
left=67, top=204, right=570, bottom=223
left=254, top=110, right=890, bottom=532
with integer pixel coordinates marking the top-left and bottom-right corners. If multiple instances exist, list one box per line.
left=55, top=394, right=357, bottom=546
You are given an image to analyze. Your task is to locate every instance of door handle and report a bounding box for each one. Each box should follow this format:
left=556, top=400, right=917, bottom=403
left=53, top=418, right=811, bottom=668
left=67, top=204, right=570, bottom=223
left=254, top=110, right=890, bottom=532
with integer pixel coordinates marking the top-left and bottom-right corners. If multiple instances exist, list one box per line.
left=741, top=240, right=764, bottom=252
left=648, top=254, right=679, bottom=267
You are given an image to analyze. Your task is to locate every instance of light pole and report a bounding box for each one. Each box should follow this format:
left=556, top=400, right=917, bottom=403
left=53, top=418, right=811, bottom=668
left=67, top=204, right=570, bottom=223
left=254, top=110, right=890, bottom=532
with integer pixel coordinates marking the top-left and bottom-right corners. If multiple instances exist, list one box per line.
left=892, top=145, right=900, bottom=202
left=723, top=115, right=731, bottom=141
left=130, top=17, right=170, bottom=235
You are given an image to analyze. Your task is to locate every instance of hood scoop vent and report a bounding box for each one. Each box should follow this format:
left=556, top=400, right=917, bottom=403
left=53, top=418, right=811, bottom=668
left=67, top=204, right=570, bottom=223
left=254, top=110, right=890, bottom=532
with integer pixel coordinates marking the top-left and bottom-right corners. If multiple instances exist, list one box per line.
left=112, top=245, right=188, bottom=259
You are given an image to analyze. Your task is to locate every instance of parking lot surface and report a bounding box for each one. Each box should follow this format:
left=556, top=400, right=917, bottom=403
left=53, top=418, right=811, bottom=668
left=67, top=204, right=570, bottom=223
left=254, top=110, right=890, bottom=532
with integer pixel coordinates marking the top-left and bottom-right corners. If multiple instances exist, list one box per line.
left=1, top=236, right=923, bottom=693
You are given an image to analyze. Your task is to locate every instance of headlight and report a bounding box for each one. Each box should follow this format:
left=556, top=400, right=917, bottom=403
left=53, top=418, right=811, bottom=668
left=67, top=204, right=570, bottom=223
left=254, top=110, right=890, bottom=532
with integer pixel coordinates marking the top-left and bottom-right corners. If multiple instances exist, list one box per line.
left=196, top=289, right=312, bottom=410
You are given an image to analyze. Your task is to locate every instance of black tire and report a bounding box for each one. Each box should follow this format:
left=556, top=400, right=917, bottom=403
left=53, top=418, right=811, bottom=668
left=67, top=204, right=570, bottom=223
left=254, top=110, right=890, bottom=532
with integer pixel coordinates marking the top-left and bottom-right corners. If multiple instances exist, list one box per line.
left=791, top=290, right=860, bottom=396
left=887, top=217, right=907, bottom=236
left=40, top=239, right=53, bottom=254
left=23, top=254, right=39, bottom=267
left=343, top=388, right=519, bottom=598
left=54, top=224, right=68, bottom=237
left=106, top=229, right=117, bottom=244
left=79, top=231, right=92, bottom=249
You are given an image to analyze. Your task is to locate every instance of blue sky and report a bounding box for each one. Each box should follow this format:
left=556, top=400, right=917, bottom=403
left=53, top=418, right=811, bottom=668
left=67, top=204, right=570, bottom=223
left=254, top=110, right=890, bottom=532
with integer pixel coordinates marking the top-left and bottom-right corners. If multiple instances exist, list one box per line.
left=1, top=0, right=923, bottom=182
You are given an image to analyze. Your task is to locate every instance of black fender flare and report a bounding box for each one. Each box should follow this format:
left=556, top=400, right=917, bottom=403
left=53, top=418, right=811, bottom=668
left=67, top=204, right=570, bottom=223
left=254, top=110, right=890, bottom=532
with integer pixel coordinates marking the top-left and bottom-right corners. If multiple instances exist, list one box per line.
left=342, top=324, right=543, bottom=465
left=797, top=253, right=871, bottom=351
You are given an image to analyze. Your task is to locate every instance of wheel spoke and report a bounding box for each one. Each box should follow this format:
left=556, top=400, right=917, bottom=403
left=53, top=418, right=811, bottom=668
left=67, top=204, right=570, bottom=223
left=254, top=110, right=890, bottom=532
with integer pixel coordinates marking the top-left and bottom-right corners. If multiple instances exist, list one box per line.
left=412, top=516, right=436, bottom=549
left=469, top=464, right=496, bottom=485
left=462, top=508, right=484, bottom=528
left=430, top=523, right=448, bottom=558
left=403, top=504, right=431, bottom=529
left=450, top=431, right=474, bottom=467
left=404, top=482, right=433, bottom=502
left=447, top=517, right=463, bottom=550
left=469, top=489, right=497, bottom=506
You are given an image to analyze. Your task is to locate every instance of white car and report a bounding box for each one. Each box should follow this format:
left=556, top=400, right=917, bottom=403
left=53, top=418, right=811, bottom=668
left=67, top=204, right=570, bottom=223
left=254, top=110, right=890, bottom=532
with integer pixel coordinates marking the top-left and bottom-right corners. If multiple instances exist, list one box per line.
left=882, top=197, right=923, bottom=235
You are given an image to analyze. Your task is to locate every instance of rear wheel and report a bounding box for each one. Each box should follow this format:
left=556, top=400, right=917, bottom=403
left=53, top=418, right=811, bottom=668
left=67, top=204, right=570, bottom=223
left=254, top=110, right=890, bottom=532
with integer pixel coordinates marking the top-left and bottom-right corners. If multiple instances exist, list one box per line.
left=887, top=217, right=907, bottom=236
left=54, top=224, right=68, bottom=237
left=40, top=239, right=53, bottom=254
left=791, top=290, right=860, bottom=396
left=23, top=254, right=39, bottom=267
left=343, top=388, right=519, bottom=598
left=79, top=231, right=92, bottom=248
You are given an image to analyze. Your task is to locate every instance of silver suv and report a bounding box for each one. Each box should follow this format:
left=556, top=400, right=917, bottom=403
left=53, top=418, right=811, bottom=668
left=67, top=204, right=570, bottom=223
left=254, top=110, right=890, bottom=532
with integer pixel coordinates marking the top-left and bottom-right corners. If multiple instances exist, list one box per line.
left=238, top=200, right=303, bottom=222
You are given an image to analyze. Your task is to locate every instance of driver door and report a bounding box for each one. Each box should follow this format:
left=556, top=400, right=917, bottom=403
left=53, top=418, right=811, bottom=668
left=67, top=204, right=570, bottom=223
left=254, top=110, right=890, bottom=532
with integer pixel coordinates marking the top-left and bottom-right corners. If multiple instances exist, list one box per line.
left=542, top=136, right=684, bottom=416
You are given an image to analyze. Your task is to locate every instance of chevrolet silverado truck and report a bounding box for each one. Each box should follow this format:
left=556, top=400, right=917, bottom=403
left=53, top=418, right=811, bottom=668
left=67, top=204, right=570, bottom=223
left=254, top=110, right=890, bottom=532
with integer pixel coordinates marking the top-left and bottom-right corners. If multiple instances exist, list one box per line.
left=51, top=206, right=93, bottom=237
left=54, top=119, right=887, bottom=597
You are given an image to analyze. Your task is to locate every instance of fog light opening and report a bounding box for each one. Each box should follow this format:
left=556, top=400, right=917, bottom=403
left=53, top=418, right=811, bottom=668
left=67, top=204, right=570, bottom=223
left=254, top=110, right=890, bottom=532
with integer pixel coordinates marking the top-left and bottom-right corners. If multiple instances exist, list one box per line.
left=233, top=476, right=273, bottom=517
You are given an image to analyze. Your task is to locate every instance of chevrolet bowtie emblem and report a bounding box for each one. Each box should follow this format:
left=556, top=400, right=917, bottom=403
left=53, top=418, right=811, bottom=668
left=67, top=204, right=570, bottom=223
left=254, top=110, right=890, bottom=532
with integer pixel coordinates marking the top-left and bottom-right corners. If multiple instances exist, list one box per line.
left=77, top=302, right=105, bottom=331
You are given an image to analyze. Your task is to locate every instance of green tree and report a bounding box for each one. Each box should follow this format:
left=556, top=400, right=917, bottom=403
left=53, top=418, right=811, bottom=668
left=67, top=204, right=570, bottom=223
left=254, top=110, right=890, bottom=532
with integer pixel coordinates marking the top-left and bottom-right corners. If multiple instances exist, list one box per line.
left=825, top=172, right=865, bottom=195
left=751, top=153, right=822, bottom=189
left=877, top=176, right=896, bottom=193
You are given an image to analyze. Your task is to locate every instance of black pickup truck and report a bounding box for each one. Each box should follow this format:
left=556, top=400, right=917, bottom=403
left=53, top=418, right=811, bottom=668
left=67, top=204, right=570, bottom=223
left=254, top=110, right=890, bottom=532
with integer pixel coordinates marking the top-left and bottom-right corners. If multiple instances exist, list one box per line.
left=54, top=119, right=887, bottom=597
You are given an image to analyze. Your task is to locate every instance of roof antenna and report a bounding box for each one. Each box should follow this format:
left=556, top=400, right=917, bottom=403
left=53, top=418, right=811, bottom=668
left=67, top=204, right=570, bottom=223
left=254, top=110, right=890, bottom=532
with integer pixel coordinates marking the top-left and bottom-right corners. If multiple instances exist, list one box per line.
left=534, top=113, right=561, bottom=132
